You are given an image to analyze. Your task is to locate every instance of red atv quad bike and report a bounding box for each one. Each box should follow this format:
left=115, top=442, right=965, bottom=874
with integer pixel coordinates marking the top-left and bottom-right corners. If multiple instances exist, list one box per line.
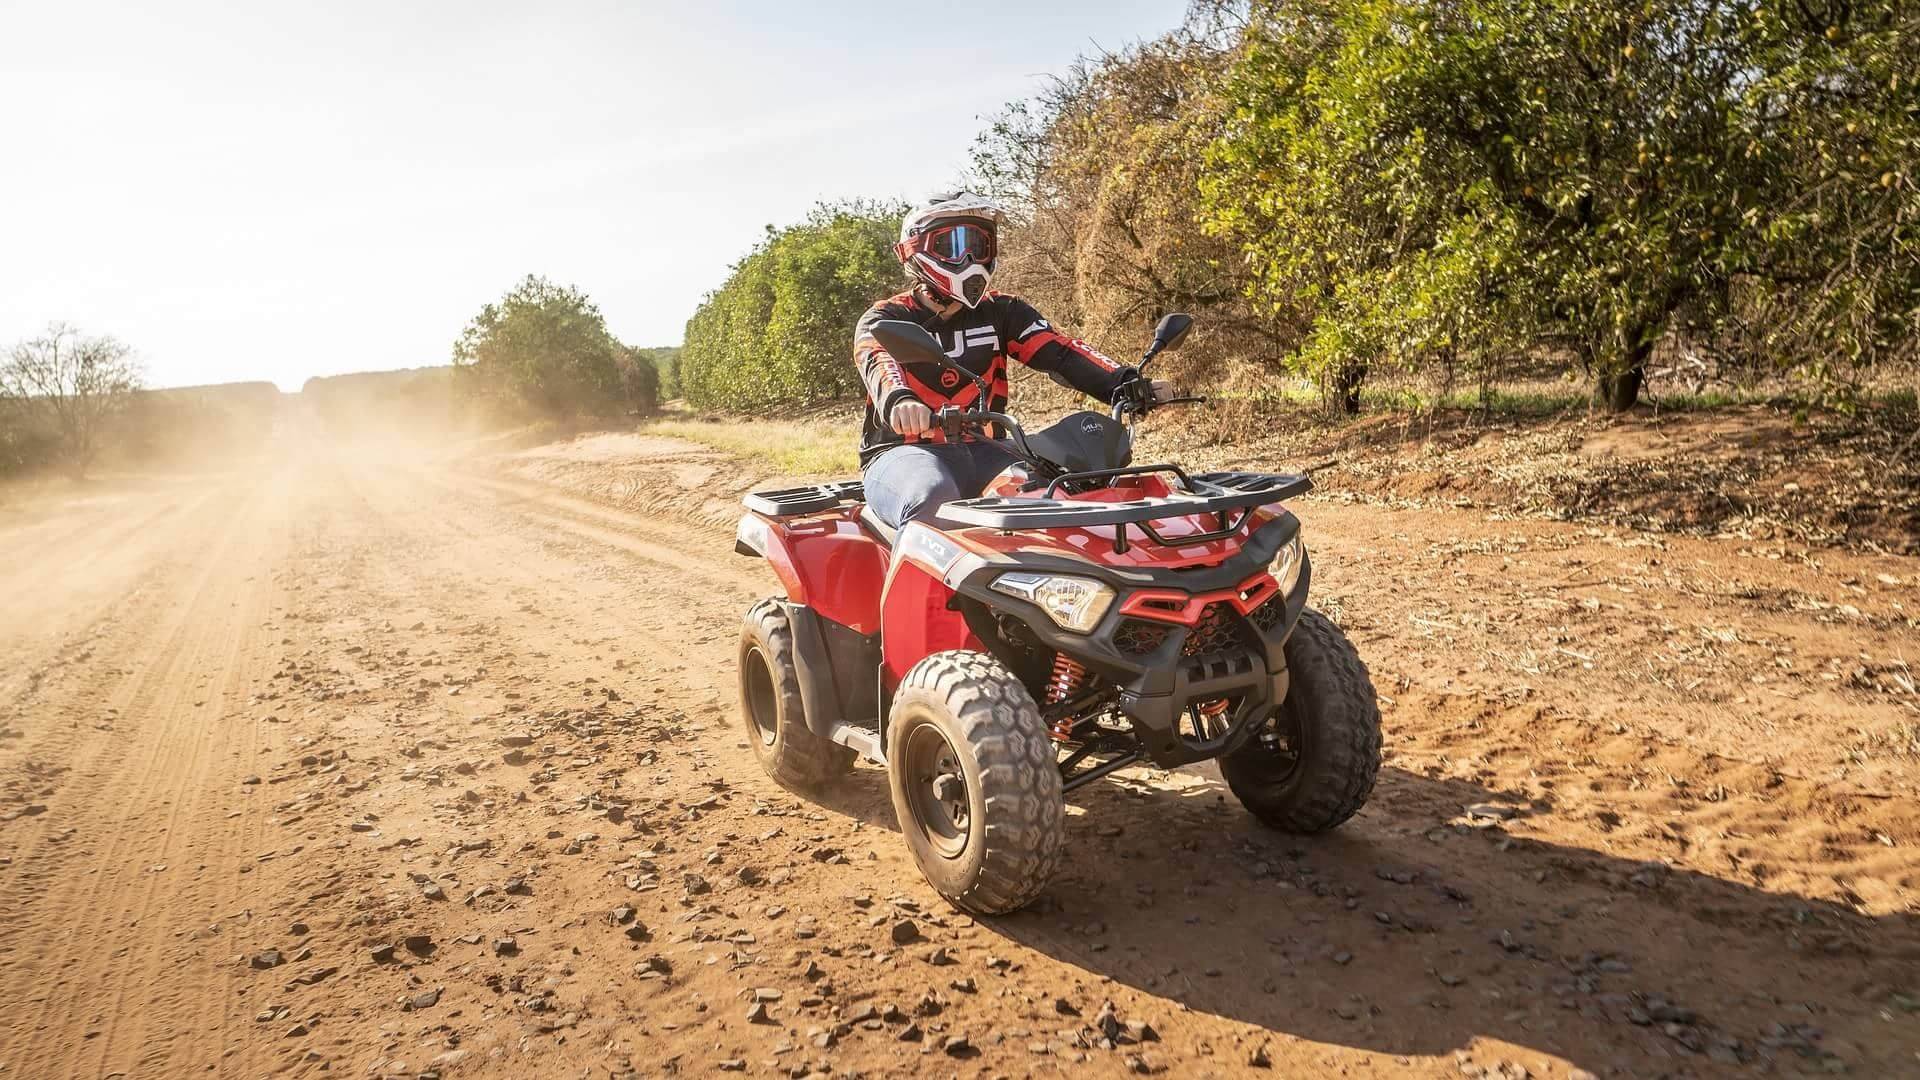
left=734, top=314, right=1381, bottom=914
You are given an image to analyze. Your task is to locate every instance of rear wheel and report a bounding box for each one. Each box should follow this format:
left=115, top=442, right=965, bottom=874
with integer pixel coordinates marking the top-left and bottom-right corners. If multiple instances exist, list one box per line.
left=887, top=651, right=1063, bottom=915
left=1223, top=609, right=1380, bottom=832
left=739, top=599, right=854, bottom=790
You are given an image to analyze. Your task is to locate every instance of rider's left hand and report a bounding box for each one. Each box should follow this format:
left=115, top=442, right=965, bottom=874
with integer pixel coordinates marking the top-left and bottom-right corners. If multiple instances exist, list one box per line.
left=1118, top=377, right=1175, bottom=410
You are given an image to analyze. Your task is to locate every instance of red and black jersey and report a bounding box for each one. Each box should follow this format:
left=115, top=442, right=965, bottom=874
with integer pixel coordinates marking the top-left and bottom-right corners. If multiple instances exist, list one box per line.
left=853, top=288, right=1132, bottom=466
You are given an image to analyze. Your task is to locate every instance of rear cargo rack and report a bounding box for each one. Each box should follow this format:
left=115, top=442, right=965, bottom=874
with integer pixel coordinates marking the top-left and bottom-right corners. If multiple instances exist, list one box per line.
left=742, top=480, right=864, bottom=518
left=941, top=469, right=1310, bottom=552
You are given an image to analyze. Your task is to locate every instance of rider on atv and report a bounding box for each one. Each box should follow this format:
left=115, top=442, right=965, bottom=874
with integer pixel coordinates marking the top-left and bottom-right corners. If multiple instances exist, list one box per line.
left=856, top=192, right=1172, bottom=527
left=737, top=209, right=1381, bottom=913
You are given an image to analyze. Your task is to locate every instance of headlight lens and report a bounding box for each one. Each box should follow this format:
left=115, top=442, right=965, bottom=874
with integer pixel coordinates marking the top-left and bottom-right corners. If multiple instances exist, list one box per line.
left=990, top=572, right=1116, bottom=634
left=1270, top=535, right=1305, bottom=596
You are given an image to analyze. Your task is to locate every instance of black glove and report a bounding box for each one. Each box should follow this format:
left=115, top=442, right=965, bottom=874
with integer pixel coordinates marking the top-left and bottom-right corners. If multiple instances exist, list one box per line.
left=1111, top=370, right=1175, bottom=413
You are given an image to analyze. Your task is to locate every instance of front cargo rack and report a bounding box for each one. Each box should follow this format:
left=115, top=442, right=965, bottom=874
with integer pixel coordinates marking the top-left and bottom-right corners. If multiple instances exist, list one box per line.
left=742, top=480, right=864, bottom=518
left=940, top=468, right=1310, bottom=552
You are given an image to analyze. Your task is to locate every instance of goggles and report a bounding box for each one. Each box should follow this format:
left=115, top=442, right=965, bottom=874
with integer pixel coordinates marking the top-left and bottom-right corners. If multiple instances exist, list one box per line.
left=913, top=222, right=995, bottom=269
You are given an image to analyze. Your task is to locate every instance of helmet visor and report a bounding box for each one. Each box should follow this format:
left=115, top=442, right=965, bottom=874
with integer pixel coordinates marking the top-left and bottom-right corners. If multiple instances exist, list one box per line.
left=919, top=223, right=994, bottom=268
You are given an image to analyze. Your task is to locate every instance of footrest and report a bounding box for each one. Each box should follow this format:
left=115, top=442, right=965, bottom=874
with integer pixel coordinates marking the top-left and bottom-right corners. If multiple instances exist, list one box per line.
left=742, top=480, right=864, bottom=517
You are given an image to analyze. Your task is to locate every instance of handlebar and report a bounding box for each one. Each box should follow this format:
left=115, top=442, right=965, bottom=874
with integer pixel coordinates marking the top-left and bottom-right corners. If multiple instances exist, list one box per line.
left=933, top=390, right=1203, bottom=439
left=935, top=406, right=1040, bottom=463
left=1109, top=391, right=1208, bottom=422
left=923, top=389, right=1204, bottom=479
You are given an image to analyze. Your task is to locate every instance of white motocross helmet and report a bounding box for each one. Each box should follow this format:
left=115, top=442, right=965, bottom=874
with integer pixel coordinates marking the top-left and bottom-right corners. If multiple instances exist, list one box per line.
left=896, top=191, right=1007, bottom=308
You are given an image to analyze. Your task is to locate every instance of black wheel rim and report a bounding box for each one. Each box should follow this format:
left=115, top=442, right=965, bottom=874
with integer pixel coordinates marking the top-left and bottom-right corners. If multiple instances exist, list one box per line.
left=743, top=645, right=779, bottom=748
left=1251, top=696, right=1308, bottom=784
left=901, top=721, right=970, bottom=860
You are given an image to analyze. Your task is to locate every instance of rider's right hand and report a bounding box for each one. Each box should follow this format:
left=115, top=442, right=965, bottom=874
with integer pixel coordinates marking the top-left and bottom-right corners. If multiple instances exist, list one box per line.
left=889, top=400, right=934, bottom=436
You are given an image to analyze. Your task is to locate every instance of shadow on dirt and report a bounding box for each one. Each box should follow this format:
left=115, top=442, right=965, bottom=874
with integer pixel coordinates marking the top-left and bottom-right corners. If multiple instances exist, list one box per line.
left=811, top=763, right=1920, bottom=1074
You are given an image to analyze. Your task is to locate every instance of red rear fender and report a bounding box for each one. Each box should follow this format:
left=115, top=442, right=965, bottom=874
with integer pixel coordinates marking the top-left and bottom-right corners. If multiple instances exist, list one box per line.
left=737, top=510, right=888, bottom=635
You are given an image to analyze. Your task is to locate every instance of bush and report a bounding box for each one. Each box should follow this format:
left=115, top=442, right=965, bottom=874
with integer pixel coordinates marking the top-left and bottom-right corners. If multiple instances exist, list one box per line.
left=0, top=401, right=61, bottom=478
left=303, top=368, right=465, bottom=435
left=1, top=322, right=144, bottom=477
left=110, top=382, right=280, bottom=464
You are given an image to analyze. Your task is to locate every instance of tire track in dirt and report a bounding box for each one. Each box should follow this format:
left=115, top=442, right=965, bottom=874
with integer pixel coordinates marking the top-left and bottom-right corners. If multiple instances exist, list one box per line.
left=0, top=483, right=214, bottom=624
left=102, top=476, right=290, bottom=1078
left=446, top=471, right=774, bottom=597
left=366, top=463, right=758, bottom=714
left=0, top=523, right=242, bottom=942
left=0, top=472, right=289, bottom=1078
left=0, top=486, right=217, bottom=709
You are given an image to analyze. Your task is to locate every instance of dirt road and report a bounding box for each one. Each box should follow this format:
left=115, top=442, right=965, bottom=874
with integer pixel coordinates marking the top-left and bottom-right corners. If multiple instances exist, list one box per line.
left=2, top=437, right=1916, bottom=1079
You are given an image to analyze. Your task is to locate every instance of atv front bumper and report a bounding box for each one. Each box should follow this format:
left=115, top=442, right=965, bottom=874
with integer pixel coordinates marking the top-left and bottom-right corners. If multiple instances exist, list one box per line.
left=949, top=513, right=1310, bottom=768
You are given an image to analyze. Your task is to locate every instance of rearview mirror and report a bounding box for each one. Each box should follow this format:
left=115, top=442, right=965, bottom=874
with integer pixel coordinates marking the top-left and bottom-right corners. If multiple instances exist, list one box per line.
left=870, top=318, right=990, bottom=402
left=869, top=320, right=947, bottom=368
left=1148, top=313, right=1193, bottom=357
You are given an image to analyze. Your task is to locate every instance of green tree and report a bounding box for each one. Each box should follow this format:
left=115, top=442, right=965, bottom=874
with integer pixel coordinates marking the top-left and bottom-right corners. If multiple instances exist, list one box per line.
left=680, top=203, right=905, bottom=410
left=452, top=275, right=643, bottom=416
left=969, top=0, right=1916, bottom=416
left=615, top=345, right=662, bottom=412
left=1206, top=0, right=1777, bottom=411
left=1733, top=2, right=1920, bottom=393
left=635, top=346, right=682, bottom=400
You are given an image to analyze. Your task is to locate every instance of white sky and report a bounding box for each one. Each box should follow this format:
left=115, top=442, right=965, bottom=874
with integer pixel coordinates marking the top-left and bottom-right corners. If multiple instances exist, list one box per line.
left=0, top=0, right=1185, bottom=390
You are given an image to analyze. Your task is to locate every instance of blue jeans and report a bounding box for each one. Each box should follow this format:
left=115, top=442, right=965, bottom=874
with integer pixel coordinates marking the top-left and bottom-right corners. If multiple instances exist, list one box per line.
left=863, top=441, right=1017, bottom=527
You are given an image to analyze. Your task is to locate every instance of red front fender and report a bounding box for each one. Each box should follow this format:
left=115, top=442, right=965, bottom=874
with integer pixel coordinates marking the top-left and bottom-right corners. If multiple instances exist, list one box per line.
left=880, top=523, right=985, bottom=690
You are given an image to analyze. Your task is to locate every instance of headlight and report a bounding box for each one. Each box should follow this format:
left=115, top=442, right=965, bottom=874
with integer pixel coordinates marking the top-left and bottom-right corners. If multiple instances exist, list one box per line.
left=1270, top=535, right=1305, bottom=596
left=990, top=572, right=1116, bottom=634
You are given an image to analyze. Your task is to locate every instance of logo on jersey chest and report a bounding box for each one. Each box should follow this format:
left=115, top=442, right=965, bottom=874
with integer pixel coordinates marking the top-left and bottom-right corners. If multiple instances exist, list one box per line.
left=938, top=325, right=999, bottom=358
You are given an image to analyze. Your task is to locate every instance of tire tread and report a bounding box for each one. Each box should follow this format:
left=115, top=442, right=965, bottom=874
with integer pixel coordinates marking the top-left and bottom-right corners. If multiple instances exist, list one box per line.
left=892, top=651, right=1063, bottom=914
left=1224, top=608, right=1381, bottom=832
left=741, top=599, right=855, bottom=789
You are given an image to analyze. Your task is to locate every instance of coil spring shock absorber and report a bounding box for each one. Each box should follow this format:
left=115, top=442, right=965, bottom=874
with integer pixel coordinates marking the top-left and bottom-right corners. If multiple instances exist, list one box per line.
left=1192, top=698, right=1231, bottom=739
left=1046, top=654, right=1088, bottom=741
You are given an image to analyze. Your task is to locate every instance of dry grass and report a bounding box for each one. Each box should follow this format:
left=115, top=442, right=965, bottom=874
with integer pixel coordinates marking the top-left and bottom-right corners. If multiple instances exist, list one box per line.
left=637, top=389, right=1917, bottom=552
left=641, top=415, right=859, bottom=477
left=1851, top=721, right=1920, bottom=763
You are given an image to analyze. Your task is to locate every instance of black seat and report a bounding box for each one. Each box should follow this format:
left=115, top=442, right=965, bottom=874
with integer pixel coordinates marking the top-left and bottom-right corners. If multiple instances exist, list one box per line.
left=858, top=504, right=897, bottom=546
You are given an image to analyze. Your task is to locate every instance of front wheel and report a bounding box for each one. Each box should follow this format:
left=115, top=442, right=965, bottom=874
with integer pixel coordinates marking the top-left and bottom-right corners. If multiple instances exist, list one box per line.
left=1222, top=609, right=1381, bottom=832
left=886, top=651, right=1063, bottom=915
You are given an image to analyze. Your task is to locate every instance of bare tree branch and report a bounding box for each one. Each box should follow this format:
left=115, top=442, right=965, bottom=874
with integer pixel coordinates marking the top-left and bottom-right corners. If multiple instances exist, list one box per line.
left=1, top=323, right=144, bottom=478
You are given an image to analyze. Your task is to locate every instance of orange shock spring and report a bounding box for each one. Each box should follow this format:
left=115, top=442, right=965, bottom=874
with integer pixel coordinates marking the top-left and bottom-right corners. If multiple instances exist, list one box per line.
left=1193, top=698, right=1231, bottom=738
left=1046, top=654, right=1088, bottom=741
